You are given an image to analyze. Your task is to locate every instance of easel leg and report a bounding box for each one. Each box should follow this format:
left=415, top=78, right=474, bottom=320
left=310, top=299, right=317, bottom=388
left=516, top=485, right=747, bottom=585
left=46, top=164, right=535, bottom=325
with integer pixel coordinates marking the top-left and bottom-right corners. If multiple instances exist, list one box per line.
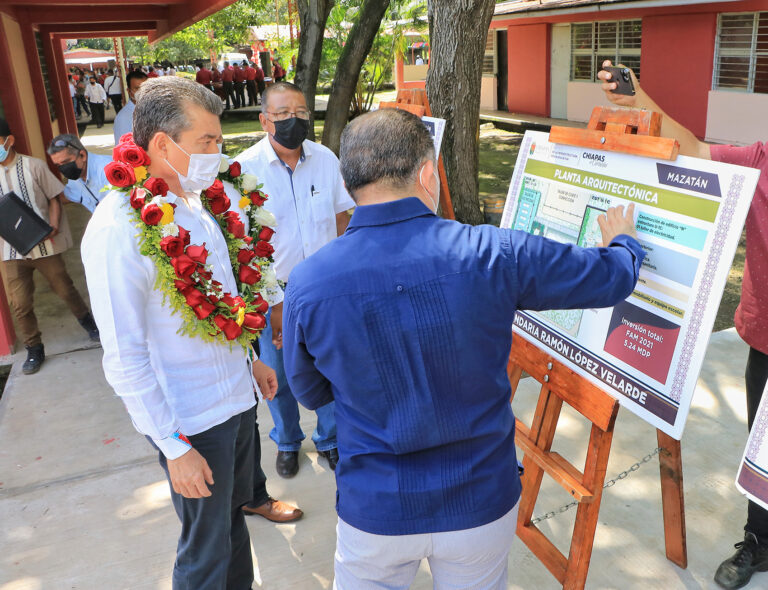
left=657, top=429, right=688, bottom=569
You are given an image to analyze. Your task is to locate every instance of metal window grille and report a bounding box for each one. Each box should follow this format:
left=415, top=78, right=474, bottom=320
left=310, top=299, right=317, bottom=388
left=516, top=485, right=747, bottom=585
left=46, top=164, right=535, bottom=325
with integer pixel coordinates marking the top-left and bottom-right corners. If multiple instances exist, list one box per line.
left=570, top=19, right=642, bottom=82
left=714, top=12, right=768, bottom=93
left=483, top=30, right=497, bottom=76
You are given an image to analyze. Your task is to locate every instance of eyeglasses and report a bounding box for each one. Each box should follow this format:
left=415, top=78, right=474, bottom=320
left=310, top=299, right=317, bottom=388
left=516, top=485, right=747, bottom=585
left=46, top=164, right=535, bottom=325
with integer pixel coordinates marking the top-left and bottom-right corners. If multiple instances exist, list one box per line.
left=266, top=110, right=311, bottom=122
left=52, top=139, right=82, bottom=152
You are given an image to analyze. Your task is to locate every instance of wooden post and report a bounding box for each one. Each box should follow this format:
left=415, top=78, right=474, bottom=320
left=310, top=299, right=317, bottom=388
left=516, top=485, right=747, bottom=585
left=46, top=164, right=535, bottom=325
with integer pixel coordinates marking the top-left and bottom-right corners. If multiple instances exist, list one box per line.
left=657, top=429, right=687, bottom=568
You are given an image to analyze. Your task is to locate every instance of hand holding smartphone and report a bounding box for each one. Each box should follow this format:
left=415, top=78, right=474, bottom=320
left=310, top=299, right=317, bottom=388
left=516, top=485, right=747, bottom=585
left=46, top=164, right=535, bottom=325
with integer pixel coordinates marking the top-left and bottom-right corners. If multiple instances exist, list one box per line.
left=603, top=66, right=636, bottom=96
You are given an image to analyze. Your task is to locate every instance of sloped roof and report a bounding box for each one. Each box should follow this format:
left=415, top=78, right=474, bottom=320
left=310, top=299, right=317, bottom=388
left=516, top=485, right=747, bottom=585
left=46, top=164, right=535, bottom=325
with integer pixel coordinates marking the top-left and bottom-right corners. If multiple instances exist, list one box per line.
left=494, top=0, right=646, bottom=16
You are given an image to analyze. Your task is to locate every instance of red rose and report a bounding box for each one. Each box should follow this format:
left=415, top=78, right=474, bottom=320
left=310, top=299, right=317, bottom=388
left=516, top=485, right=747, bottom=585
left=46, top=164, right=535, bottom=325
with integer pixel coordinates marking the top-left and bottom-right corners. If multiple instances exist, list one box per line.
left=252, top=294, right=269, bottom=314
left=214, top=314, right=243, bottom=340
left=258, top=227, right=275, bottom=241
left=113, top=142, right=150, bottom=167
left=226, top=217, right=246, bottom=239
left=159, top=235, right=185, bottom=258
left=205, top=180, right=230, bottom=216
left=253, top=240, right=274, bottom=258
left=228, top=162, right=241, bottom=177
left=144, top=177, right=169, bottom=197
left=250, top=191, right=267, bottom=207
left=191, top=300, right=216, bottom=320
left=141, top=203, right=163, bottom=225
left=177, top=226, right=191, bottom=246
left=119, top=133, right=134, bottom=144
left=242, top=312, right=266, bottom=332
left=129, top=187, right=146, bottom=210
left=105, top=161, right=136, bottom=188
left=185, top=244, right=208, bottom=265
left=171, top=254, right=197, bottom=279
left=237, top=248, right=256, bottom=265
left=174, top=279, right=193, bottom=290
left=180, top=286, right=206, bottom=308
left=221, top=294, right=237, bottom=308
left=239, top=265, right=261, bottom=285
left=243, top=236, right=253, bottom=245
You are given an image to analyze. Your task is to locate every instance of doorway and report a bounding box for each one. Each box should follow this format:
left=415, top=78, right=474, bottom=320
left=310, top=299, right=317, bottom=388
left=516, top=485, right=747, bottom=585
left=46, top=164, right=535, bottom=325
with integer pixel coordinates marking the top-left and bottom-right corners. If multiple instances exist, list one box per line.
left=497, top=29, right=508, bottom=112
left=550, top=24, right=570, bottom=119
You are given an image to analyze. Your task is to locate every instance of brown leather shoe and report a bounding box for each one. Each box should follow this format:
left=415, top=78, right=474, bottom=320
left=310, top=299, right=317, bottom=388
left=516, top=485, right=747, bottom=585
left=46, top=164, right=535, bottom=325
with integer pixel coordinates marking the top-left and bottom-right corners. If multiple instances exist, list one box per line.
left=242, top=497, right=304, bottom=523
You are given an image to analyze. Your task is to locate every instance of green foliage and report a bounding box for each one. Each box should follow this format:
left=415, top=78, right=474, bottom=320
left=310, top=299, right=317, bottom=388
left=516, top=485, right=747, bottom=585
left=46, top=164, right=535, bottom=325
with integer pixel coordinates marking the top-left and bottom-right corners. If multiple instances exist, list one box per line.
left=73, top=38, right=113, bottom=51
left=123, top=0, right=271, bottom=65
left=318, top=0, right=427, bottom=114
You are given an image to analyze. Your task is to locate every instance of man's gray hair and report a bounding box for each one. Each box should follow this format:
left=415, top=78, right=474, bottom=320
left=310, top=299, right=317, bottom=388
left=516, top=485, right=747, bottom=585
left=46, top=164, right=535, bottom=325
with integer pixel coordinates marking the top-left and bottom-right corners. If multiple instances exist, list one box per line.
left=339, top=109, right=435, bottom=199
left=47, top=134, right=85, bottom=157
left=132, top=76, right=223, bottom=149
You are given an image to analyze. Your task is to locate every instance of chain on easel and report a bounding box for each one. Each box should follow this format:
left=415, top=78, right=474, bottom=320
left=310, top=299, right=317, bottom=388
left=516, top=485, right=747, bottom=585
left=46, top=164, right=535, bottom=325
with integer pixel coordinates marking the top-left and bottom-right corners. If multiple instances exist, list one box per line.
left=529, top=446, right=669, bottom=525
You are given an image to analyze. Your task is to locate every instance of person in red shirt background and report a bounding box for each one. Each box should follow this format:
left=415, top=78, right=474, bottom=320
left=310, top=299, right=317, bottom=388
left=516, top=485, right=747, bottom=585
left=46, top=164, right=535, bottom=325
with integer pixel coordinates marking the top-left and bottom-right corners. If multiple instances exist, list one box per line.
left=255, top=62, right=265, bottom=104
left=147, top=66, right=158, bottom=78
left=195, top=62, right=212, bottom=91
left=233, top=62, right=246, bottom=109
left=244, top=61, right=258, bottom=107
left=600, top=60, right=768, bottom=590
left=221, top=61, right=237, bottom=110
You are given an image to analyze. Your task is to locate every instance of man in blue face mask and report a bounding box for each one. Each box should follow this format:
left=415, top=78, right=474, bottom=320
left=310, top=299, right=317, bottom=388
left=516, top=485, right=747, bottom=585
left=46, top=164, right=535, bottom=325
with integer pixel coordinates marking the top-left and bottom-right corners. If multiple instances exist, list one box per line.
left=81, top=77, right=301, bottom=590
left=235, top=82, right=355, bottom=481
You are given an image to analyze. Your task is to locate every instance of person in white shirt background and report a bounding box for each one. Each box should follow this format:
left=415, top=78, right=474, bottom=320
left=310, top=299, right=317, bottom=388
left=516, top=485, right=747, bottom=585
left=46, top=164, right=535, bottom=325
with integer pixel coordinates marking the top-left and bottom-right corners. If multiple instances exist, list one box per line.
left=47, top=134, right=110, bottom=213
left=113, top=69, right=148, bottom=144
left=82, top=76, right=299, bottom=589
left=67, top=75, right=77, bottom=117
left=83, top=77, right=107, bottom=129
left=102, top=68, right=123, bottom=113
left=236, top=82, right=354, bottom=480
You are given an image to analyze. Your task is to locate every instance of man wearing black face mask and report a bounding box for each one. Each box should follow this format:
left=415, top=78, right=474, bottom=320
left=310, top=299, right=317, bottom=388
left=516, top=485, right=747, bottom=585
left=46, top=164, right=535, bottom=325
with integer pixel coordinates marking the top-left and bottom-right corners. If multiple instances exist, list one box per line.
left=48, top=135, right=111, bottom=213
left=235, top=82, right=354, bottom=482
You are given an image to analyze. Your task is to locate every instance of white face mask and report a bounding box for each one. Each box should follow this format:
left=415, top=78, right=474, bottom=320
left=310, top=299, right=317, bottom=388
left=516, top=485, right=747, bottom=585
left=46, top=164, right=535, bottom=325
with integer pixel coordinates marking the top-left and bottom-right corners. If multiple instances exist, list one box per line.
left=419, top=163, right=440, bottom=214
left=166, top=137, right=222, bottom=193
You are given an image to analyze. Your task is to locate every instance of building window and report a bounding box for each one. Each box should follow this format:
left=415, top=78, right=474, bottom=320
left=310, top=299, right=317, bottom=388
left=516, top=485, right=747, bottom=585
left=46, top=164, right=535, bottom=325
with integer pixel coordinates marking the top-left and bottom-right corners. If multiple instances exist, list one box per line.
left=570, top=20, right=641, bottom=82
left=714, top=12, right=768, bottom=93
left=483, top=30, right=496, bottom=76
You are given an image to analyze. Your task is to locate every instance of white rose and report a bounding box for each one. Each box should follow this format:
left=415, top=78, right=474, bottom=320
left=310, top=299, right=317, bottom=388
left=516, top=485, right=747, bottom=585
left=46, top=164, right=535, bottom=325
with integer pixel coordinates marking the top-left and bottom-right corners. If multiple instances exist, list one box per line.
left=262, top=265, right=278, bottom=288
left=253, top=207, right=277, bottom=227
left=241, top=173, right=260, bottom=192
left=161, top=222, right=179, bottom=237
left=219, top=156, right=230, bottom=174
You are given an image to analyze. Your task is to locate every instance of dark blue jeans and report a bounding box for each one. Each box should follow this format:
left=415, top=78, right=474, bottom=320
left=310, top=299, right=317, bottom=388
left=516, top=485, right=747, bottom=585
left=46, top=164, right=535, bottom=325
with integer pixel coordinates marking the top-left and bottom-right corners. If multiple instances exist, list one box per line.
left=152, top=406, right=256, bottom=590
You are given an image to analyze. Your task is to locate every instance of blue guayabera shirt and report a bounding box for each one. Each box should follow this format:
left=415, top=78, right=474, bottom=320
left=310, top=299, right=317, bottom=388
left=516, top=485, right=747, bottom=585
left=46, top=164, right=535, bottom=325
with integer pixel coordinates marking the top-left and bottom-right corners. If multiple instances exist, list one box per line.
left=283, top=197, right=645, bottom=535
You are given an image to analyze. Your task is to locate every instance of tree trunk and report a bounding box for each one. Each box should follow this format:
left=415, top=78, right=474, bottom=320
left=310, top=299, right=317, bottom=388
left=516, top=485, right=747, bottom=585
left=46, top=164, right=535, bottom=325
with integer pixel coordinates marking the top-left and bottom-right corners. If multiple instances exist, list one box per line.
left=426, top=0, right=496, bottom=225
left=321, top=0, right=391, bottom=154
left=294, top=0, right=334, bottom=141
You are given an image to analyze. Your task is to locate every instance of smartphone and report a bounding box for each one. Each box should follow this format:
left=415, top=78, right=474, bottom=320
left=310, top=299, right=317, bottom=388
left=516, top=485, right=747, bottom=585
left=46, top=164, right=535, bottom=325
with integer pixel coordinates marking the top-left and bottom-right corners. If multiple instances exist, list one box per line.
left=604, top=66, right=635, bottom=96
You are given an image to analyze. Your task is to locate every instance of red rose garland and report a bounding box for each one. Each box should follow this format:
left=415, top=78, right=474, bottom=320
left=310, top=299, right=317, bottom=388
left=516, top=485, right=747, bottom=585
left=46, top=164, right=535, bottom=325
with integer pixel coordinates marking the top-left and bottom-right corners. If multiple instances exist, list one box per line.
left=105, top=134, right=274, bottom=347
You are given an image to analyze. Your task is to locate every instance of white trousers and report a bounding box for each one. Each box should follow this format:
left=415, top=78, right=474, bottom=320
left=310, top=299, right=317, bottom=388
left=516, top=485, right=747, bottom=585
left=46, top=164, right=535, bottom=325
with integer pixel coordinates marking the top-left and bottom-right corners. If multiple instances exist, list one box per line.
left=333, top=503, right=519, bottom=590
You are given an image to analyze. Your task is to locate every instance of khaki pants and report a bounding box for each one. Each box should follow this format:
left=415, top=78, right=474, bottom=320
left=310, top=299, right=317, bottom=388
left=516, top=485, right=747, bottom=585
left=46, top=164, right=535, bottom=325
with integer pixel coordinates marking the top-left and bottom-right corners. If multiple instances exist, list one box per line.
left=2, top=255, right=89, bottom=347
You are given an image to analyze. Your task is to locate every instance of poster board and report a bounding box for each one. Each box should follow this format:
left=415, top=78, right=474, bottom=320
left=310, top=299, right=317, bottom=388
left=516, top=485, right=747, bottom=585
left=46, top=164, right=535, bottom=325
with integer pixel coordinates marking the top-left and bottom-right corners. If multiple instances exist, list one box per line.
left=503, top=130, right=759, bottom=439
left=738, top=383, right=768, bottom=508
left=421, top=115, right=445, bottom=155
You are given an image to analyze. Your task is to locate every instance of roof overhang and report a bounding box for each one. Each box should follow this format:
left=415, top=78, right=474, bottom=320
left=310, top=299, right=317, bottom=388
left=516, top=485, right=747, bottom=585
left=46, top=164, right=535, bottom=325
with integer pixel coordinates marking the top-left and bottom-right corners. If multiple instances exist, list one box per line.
left=0, top=0, right=237, bottom=42
left=494, top=0, right=744, bottom=18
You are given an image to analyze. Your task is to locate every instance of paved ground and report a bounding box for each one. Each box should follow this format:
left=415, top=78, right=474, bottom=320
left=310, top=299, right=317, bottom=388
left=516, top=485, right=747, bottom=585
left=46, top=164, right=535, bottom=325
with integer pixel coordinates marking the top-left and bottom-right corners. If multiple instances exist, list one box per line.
left=0, top=113, right=763, bottom=589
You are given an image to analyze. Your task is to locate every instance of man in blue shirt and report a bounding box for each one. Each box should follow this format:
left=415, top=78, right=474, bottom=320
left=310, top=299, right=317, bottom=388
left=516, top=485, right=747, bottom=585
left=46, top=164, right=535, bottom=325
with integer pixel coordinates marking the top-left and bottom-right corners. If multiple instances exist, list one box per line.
left=47, top=134, right=110, bottom=213
left=282, top=108, right=645, bottom=588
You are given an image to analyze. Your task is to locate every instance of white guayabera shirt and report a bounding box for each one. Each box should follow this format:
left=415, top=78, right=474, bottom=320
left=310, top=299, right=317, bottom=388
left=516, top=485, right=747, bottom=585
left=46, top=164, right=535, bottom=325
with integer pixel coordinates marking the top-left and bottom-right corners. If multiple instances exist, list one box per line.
left=82, top=188, right=282, bottom=459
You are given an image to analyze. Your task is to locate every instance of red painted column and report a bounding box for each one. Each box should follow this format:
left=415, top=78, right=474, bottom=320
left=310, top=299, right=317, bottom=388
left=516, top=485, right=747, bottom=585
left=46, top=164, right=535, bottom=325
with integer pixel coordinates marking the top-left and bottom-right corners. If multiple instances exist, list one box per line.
left=49, top=35, right=78, bottom=136
left=19, top=22, right=56, bottom=151
left=506, top=24, right=549, bottom=116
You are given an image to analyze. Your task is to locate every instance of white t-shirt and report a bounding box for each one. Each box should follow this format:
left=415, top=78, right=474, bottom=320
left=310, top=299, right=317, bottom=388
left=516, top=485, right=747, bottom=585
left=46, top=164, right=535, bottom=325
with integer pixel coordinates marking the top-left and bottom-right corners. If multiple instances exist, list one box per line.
left=103, top=75, right=122, bottom=96
left=235, top=137, right=355, bottom=283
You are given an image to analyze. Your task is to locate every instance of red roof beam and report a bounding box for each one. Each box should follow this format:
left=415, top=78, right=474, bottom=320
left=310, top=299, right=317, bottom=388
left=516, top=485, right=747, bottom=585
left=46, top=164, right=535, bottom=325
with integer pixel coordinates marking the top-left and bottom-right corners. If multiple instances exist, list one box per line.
left=150, top=0, right=236, bottom=42
left=19, top=5, right=166, bottom=24
left=42, top=22, right=159, bottom=37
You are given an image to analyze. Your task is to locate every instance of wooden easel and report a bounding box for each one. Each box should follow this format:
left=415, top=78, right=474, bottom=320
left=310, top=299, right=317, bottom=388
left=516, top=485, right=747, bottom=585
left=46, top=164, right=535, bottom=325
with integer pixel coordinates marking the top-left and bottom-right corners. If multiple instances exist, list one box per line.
left=510, top=106, right=686, bottom=589
left=379, top=89, right=455, bottom=219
